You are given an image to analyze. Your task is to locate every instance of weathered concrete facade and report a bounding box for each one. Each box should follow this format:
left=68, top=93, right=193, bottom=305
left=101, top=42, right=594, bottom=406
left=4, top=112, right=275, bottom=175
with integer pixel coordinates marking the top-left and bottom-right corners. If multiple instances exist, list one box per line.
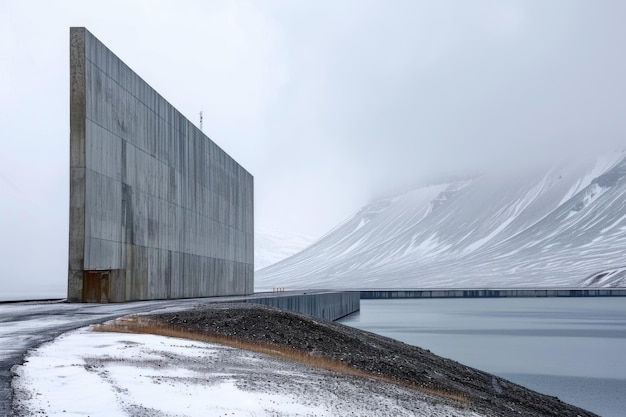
left=68, top=27, right=253, bottom=302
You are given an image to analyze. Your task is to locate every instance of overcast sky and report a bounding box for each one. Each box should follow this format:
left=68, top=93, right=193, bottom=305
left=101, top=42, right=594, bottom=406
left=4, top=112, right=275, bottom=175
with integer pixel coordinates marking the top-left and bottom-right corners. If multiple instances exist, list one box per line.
left=1, top=1, right=625, bottom=297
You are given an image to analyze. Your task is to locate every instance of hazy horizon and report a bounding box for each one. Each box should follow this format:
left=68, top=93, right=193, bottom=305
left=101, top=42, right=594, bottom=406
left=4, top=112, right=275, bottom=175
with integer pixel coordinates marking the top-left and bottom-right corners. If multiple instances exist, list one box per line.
left=1, top=1, right=625, bottom=298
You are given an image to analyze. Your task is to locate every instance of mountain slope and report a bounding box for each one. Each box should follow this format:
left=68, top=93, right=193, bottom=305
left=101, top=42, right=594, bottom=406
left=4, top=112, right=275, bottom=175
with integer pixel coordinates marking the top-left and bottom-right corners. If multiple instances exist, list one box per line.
left=257, top=152, right=626, bottom=289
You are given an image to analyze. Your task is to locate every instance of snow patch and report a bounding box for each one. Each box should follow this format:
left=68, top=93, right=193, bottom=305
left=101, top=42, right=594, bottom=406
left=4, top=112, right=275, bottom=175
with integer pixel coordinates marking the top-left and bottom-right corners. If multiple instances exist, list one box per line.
left=559, top=151, right=625, bottom=205
left=12, top=328, right=485, bottom=417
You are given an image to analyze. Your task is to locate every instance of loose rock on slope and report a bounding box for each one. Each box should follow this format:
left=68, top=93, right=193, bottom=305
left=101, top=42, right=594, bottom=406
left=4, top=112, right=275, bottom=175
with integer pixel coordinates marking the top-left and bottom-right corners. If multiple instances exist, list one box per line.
left=152, top=303, right=597, bottom=417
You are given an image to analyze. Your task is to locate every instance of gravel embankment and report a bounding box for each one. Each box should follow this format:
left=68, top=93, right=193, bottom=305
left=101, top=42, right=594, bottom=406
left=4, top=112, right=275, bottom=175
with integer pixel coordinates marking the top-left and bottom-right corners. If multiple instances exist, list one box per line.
left=150, top=303, right=598, bottom=417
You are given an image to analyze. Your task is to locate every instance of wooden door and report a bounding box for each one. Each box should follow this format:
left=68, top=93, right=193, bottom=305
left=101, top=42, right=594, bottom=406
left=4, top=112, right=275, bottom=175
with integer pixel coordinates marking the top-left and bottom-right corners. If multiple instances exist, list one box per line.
left=82, top=270, right=110, bottom=303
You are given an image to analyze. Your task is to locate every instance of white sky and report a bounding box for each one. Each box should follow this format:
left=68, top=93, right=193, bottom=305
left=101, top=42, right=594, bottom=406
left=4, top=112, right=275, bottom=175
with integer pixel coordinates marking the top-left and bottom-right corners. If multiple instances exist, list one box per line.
left=1, top=1, right=625, bottom=297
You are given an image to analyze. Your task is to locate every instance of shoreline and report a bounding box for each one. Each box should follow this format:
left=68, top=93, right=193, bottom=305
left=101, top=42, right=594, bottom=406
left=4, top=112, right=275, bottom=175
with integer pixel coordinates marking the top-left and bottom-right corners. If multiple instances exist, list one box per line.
left=98, top=302, right=597, bottom=417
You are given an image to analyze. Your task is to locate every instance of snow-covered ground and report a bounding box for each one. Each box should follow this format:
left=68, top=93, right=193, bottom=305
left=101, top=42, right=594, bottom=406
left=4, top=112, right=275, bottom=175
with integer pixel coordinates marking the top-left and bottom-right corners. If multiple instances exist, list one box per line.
left=12, top=326, right=483, bottom=417
left=0, top=296, right=286, bottom=415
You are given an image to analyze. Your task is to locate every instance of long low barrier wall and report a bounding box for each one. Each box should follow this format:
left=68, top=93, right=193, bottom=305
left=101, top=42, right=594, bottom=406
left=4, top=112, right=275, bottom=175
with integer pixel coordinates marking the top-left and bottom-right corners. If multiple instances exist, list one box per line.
left=248, top=291, right=360, bottom=321
left=360, top=288, right=626, bottom=299
left=244, top=288, right=624, bottom=320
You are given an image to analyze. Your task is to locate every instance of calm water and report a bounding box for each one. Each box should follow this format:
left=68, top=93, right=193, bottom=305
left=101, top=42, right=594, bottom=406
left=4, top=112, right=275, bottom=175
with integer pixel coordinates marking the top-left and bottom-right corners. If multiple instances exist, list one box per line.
left=339, top=298, right=626, bottom=417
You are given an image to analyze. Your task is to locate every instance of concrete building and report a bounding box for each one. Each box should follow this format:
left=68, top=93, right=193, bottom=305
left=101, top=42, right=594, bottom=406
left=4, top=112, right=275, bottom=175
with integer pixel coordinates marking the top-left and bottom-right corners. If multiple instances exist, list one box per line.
left=68, top=27, right=254, bottom=302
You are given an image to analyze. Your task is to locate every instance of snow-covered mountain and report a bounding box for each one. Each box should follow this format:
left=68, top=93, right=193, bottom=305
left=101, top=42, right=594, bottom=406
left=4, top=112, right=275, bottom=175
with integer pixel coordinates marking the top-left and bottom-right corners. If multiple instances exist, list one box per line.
left=254, top=229, right=316, bottom=270
left=257, top=151, right=626, bottom=289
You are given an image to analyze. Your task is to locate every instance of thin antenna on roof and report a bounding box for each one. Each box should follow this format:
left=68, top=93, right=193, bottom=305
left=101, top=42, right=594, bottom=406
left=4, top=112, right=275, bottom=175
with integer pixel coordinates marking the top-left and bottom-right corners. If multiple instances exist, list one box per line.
left=199, top=111, right=203, bottom=132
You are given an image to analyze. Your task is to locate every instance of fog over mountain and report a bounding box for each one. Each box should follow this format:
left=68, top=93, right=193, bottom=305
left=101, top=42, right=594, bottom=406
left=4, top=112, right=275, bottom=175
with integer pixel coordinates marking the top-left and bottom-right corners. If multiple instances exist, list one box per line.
left=255, top=229, right=315, bottom=271
left=257, top=151, right=626, bottom=289
left=2, top=1, right=625, bottom=299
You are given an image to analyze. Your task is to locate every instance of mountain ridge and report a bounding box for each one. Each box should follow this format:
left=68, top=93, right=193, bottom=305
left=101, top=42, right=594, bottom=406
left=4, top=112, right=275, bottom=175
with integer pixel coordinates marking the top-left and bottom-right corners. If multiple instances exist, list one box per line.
left=257, top=151, right=626, bottom=289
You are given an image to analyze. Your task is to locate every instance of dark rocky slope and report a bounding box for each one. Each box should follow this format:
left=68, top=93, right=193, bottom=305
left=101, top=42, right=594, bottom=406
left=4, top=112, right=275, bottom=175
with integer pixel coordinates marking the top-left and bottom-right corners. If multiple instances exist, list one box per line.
left=151, top=303, right=597, bottom=417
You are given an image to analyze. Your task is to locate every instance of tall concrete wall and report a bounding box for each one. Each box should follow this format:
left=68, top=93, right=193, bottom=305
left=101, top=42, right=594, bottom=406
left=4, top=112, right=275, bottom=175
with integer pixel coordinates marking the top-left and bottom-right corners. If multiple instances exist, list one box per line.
left=68, top=27, right=254, bottom=302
